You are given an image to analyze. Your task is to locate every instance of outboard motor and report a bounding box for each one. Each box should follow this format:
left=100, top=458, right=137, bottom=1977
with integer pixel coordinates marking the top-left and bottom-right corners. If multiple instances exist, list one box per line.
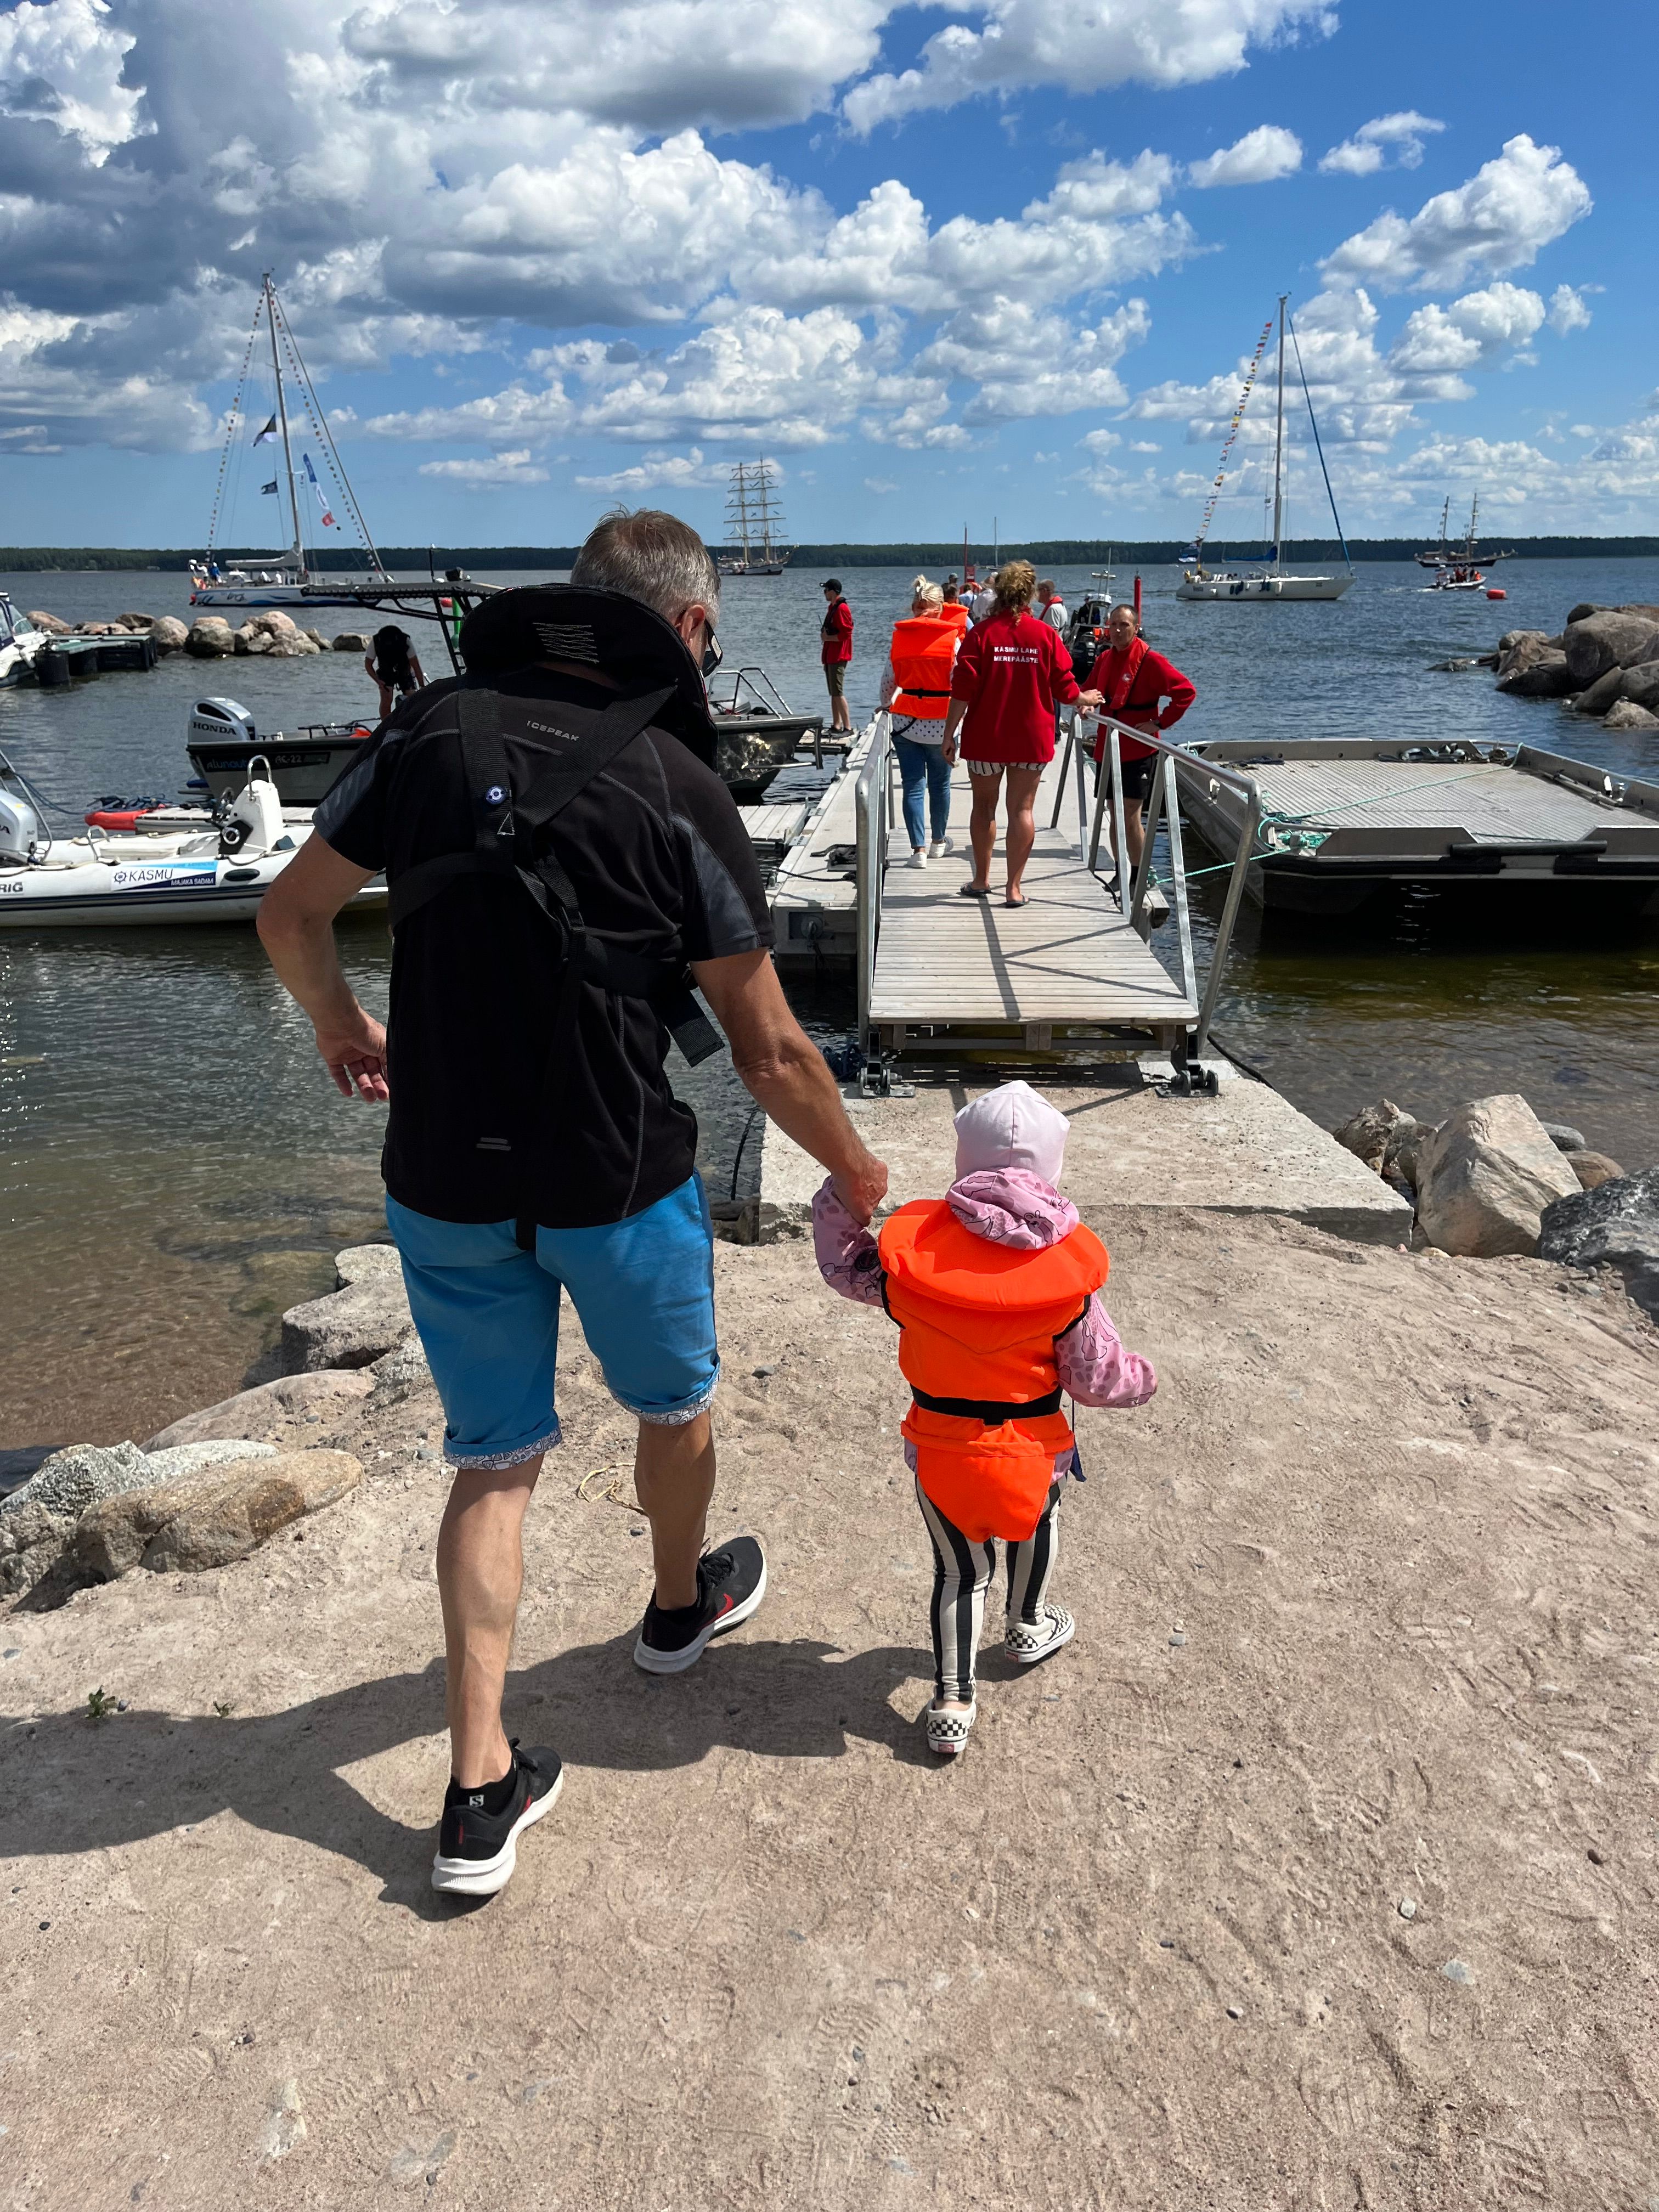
left=219, top=758, right=284, bottom=858
left=188, top=696, right=256, bottom=749
left=0, top=754, right=47, bottom=863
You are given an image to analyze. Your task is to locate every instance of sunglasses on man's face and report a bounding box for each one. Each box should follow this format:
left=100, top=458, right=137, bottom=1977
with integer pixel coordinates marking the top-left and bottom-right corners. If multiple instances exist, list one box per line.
left=701, top=623, right=723, bottom=678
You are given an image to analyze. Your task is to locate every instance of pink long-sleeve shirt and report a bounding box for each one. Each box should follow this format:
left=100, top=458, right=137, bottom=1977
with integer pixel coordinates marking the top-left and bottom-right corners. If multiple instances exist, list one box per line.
left=812, top=1172, right=1156, bottom=1412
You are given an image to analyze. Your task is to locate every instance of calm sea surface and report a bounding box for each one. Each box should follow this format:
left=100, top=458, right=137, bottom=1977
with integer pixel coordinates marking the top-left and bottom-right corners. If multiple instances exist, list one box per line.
left=3, top=558, right=1657, bottom=1451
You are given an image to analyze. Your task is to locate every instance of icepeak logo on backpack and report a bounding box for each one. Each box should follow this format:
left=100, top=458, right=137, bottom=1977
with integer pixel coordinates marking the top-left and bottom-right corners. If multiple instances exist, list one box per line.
left=526, top=720, right=584, bottom=744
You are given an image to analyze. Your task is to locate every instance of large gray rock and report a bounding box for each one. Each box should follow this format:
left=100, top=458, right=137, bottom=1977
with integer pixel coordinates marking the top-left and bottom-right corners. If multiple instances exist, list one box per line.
left=264, top=635, right=322, bottom=657
left=281, top=1269, right=414, bottom=1372
left=145, top=1369, right=374, bottom=1451
left=69, top=1450, right=363, bottom=1580
left=1573, top=666, right=1625, bottom=717
left=1417, top=1094, right=1582, bottom=1259
left=117, top=611, right=157, bottom=629
left=1537, top=1121, right=1585, bottom=1152
left=149, top=615, right=188, bottom=653
left=185, top=616, right=236, bottom=658
left=25, top=610, right=70, bottom=635
left=1603, top=701, right=1659, bottom=733
left=367, top=1335, right=435, bottom=1408
left=1565, top=603, right=1605, bottom=628
left=332, top=631, right=373, bottom=652
left=0, top=1439, right=275, bottom=1596
left=1562, top=611, right=1659, bottom=686
left=0, top=1440, right=149, bottom=1523
left=1571, top=1152, right=1625, bottom=1192
left=1496, top=634, right=1573, bottom=698
left=334, top=1243, right=401, bottom=1286
left=139, top=1438, right=275, bottom=1486
left=1538, top=1169, right=1659, bottom=1320
left=1621, top=663, right=1659, bottom=713
left=232, top=625, right=272, bottom=655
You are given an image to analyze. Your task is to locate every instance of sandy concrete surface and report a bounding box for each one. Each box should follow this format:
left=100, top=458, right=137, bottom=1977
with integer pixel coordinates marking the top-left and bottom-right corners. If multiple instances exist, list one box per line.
left=2, top=1217, right=1656, bottom=2211
left=761, top=1074, right=1415, bottom=1243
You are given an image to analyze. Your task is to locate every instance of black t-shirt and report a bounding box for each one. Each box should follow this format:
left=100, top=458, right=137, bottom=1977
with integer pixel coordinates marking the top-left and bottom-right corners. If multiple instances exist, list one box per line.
left=314, top=668, right=773, bottom=1228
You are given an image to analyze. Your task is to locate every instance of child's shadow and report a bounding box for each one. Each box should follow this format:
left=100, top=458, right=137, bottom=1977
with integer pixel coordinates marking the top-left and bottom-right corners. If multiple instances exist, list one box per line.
left=1, top=1637, right=937, bottom=1918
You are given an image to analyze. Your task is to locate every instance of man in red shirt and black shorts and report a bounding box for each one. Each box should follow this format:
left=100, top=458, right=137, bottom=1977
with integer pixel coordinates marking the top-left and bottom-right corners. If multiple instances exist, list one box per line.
left=1090, top=603, right=1195, bottom=877
left=821, top=578, right=854, bottom=733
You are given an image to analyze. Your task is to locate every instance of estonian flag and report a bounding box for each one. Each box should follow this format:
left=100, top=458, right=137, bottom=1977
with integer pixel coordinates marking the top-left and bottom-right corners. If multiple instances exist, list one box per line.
left=252, top=416, right=278, bottom=446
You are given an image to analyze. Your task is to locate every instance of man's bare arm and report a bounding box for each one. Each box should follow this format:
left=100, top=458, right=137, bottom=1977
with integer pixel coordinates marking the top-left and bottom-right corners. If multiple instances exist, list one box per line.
left=256, top=836, right=388, bottom=1102
left=691, top=949, right=887, bottom=1224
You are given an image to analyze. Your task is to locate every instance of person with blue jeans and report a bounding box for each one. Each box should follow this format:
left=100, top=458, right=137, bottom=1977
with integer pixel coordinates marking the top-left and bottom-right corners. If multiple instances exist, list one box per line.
left=258, top=508, right=887, bottom=1898
left=881, top=577, right=959, bottom=870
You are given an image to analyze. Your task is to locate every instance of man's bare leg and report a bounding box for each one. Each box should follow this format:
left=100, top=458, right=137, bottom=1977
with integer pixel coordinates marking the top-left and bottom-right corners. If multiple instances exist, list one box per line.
left=437, top=1455, right=543, bottom=1787
left=634, top=1409, right=716, bottom=1611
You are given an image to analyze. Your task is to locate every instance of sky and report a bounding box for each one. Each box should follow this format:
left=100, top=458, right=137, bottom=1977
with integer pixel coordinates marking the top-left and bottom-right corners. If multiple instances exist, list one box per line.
left=1, top=0, right=1654, bottom=553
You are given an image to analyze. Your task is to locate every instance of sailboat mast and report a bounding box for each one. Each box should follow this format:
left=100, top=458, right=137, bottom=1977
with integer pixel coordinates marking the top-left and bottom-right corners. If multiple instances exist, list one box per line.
left=1270, top=294, right=1287, bottom=573
left=265, top=273, right=304, bottom=579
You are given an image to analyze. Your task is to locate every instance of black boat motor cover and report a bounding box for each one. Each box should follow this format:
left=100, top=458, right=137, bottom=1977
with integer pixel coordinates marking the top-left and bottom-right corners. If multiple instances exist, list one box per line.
left=456, top=584, right=720, bottom=769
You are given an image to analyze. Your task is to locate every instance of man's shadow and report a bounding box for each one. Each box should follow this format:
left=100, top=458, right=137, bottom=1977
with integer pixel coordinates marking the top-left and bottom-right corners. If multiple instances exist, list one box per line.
left=1, top=1636, right=941, bottom=1917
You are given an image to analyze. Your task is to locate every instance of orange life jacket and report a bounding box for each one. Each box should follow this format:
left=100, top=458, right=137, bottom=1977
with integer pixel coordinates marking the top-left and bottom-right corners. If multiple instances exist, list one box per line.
left=939, top=602, right=970, bottom=636
left=888, top=616, right=958, bottom=721
left=878, top=1198, right=1108, bottom=1542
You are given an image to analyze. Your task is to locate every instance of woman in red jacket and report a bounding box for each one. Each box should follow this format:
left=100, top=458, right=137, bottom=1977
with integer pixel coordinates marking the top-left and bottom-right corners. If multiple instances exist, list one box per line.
left=1091, top=602, right=1195, bottom=876
left=941, top=562, right=1103, bottom=906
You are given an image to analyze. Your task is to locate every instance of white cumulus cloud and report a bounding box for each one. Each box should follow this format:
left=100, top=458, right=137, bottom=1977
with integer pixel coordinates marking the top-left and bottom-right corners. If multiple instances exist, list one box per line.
left=843, top=0, right=1334, bottom=134
left=1318, top=110, right=1442, bottom=177
left=1187, top=125, right=1302, bottom=188
left=574, top=446, right=736, bottom=494
left=417, top=449, right=550, bottom=486
left=1321, top=134, right=1592, bottom=292
left=0, top=0, right=150, bottom=162
left=1389, top=282, right=1547, bottom=375
left=1548, top=284, right=1593, bottom=336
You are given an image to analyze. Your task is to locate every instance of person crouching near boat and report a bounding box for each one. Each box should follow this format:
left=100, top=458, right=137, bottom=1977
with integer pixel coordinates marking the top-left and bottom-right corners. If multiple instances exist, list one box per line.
left=812, top=1081, right=1156, bottom=1758
left=879, top=577, right=959, bottom=869
left=941, top=561, right=1104, bottom=908
left=365, top=624, right=427, bottom=723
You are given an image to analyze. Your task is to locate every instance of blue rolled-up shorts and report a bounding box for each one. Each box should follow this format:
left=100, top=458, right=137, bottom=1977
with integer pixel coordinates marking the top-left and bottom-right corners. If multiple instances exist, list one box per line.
left=386, top=1173, right=720, bottom=1470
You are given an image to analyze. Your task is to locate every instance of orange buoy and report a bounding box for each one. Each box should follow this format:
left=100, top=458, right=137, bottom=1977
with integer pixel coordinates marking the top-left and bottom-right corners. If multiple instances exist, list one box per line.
left=1486, top=588, right=1506, bottom=600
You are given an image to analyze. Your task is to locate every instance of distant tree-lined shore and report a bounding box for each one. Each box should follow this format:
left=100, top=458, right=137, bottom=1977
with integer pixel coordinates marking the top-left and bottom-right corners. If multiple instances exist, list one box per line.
left=3, top=537, right=1657, bottom=574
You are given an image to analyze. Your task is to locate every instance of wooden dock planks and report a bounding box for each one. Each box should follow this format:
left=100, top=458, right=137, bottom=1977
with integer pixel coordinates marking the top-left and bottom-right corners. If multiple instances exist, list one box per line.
left=870, top=755, right=1197, bottom=1030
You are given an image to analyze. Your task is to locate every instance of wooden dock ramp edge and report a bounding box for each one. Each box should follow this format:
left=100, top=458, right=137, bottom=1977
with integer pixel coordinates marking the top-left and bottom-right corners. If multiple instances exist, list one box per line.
left=868, top=753, right=1197, bottom=1046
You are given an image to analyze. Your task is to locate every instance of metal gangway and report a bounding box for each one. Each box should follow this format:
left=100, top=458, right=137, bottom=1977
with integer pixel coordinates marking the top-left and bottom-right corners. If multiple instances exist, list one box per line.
left=853, top=710, right=1262, bottom=1087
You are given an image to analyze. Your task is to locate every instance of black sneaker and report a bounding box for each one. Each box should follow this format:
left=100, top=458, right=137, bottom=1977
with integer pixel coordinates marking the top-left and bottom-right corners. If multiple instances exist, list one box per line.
left=633, top=1536, right=768, bottom=1674
left=430, top=1740, right=563, bottom=1898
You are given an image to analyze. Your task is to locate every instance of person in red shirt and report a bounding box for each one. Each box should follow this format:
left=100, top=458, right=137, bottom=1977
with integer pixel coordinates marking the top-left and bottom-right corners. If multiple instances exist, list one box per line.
left=941, top=561, right=1103, bottom=907
left=820, top=578, right=854, bottom=733
left=1090, top=602, right=1195, bottom=876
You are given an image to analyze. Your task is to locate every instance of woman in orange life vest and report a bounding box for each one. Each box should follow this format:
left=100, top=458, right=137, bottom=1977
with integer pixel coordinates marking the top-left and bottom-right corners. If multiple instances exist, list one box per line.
left=878, top=577, right=960, bottom=868
left=813, top=1081, right=1156, bottom=1759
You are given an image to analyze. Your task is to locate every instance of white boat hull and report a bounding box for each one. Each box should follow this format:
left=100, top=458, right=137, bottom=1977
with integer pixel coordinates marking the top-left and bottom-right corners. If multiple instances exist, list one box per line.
left=0, top=845, right=385, bottom=928
left=1176, top=572, right=1353, bottom=602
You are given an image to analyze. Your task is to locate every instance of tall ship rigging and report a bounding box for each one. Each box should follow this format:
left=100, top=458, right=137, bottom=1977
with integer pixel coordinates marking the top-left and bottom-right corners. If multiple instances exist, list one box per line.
left=719, top=462, right=792, bottom=576
left=190, top=274, right=392, bottom=609
left=1415, top=495, right=1510, bottom=589
left=1177, top=295, right=1355, bottom=603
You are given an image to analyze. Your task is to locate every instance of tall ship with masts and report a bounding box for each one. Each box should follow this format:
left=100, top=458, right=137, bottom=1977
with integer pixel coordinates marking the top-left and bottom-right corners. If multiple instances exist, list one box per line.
left=1177, top=295, right=1355, bottom=603
left=190, top=273, right=392, bottom=609
left=1415, top=495, right=1510, bottom=588
left=719, top=461, right=792, bottom=576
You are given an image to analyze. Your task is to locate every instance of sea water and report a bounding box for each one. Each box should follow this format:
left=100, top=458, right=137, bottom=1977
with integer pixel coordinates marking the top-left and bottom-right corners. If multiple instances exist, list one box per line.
left=2, top=561, right=1656, bottom=1451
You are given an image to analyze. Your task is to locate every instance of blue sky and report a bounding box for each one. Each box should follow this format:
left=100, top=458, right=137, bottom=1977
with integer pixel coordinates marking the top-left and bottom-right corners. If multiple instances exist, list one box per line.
left=1, top=0, right=1652, bottom=550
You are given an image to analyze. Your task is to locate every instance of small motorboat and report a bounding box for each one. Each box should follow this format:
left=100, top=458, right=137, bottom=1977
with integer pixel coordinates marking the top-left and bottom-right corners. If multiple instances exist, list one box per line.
left=0, top=749, right=385, bottom=928
left=187, top=695, right=376, bottom=805
left=708, top=667, right=825, bottom=799
left=0, top=595, right=50, bottom=689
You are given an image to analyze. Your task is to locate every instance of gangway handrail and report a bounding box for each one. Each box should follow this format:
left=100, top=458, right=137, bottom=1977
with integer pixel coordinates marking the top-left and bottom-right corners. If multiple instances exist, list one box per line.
left=854, top=712, right=891, bottom=1043
left=1071, top=712, right=1264, bottom=1059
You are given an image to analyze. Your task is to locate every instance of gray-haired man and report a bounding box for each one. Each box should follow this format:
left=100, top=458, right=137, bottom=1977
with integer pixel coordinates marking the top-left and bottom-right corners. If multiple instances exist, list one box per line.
left=258, top=509, right=886, bottom=1896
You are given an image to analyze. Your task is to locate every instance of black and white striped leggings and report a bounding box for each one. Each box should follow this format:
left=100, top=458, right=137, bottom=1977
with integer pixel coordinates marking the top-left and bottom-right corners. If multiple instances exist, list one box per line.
left=915, top=1476, right=1062, bottom=1703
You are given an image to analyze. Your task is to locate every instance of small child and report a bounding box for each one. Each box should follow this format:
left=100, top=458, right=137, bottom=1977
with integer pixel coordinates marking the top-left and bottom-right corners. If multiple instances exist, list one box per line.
left=814, top=1081, right=1156, bottom=1758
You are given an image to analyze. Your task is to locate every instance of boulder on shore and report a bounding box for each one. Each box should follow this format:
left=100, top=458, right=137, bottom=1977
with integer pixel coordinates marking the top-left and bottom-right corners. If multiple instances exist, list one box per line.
left=185, top=616, right=236, bottom=657
left=145, top=1368, right=374, bottom=1451
left=1573, top=667, right=1625, bottom=716
left=1495, top=633, right=1573, bottom=698
left=1621, top=663, right=1659, bottom=714
left=1416, top=1094, right=1582, bottom=1259
left=68, top=1449, right=362, bottom=1582
left=281, top=1248, right=414, bottom=1372
left=1571, top=1152, right=1626, bottom=1191
left=1331, top=1098, right=1433, bottom=1192
left=332, top=631, right=373, bottom=652
left=1, top=1437, right=273, bottom=1598
left=25, top=610, right=70, bottom=635
left=1603, top=700, right=1659, bottom=732
left=117, top=611, right=156, bottom=630
left=1538, top=1169, right=1659, bottom=1321
left=148, top=615, right=188, bottom=653
left=232, top=625, right=271, bottom=654
left=1562, top=610, right=1659, bottom=686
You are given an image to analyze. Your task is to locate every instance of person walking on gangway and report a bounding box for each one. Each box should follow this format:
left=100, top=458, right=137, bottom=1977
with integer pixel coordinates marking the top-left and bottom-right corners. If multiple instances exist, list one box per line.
left=1090, top=603, right=1195, bottom=879
left=940, top=561, right=1103, bottom=909
left=878, top=576, right=960, bottom=870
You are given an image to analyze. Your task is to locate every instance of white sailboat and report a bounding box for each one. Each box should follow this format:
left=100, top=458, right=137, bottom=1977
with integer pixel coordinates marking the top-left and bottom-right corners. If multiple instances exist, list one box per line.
left=190, top=274, right=392, bottom=611
left=1177, top=296, right=1355, bottom=604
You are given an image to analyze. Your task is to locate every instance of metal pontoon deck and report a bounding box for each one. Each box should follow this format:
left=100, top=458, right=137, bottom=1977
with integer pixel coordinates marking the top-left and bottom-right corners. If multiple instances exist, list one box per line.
left=1173, top=738, right=1659, bottom=917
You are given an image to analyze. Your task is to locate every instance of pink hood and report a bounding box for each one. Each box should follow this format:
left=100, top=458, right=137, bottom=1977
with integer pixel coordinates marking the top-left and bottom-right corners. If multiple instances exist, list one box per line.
left=946, top=1168, right=1079, bottom=1249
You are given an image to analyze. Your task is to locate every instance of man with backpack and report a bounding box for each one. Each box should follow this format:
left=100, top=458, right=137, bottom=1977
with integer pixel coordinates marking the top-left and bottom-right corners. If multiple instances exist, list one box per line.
left=257, top=509, right=887, bottom=1897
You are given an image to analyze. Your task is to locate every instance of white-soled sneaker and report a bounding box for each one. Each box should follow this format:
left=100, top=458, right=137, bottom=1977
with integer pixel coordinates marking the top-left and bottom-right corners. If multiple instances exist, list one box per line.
left=906, top=848, right=928, bottom=868
left=1005, top=1604, right=1076, bottom=1666
left=928, top=837, right=953, bottom=859
left=926, top=1699, right=977, bottom=1758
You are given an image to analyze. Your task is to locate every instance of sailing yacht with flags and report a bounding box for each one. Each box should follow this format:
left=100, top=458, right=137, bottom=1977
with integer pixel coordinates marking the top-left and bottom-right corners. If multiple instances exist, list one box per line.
left=190, top=273, right=392, bottom=609
left=1176, top=295, right=1355, bottom=603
